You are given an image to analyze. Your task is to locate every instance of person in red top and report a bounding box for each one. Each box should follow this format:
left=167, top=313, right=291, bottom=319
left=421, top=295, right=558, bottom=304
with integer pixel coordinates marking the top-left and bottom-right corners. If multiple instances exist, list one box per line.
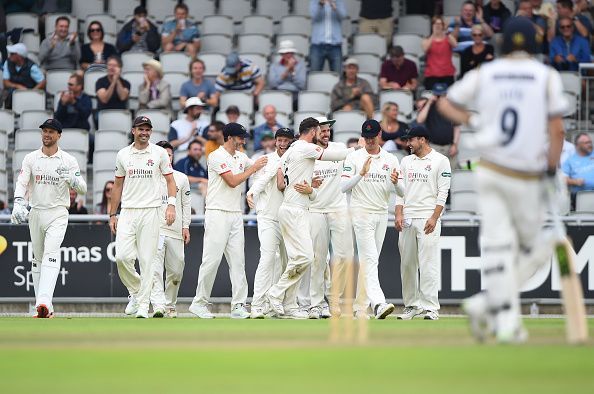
left=379, top=46, right=418, bottom=91
left=422, top=16, right=458, bottom=90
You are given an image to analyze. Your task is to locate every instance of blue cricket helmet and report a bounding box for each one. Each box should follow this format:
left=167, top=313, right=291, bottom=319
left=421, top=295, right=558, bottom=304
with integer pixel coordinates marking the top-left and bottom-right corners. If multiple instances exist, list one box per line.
left=501, top=16, right=538, bottom=55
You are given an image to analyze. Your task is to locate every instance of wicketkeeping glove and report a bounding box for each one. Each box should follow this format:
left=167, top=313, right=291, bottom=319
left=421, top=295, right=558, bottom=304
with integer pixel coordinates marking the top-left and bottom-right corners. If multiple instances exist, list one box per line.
left=10, top=197, right=29, bottom=224
left=56, top=165, right=79, bottom=189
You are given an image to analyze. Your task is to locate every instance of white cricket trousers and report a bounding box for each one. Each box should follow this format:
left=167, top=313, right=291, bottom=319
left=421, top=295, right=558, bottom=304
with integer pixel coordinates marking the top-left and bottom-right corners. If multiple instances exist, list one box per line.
left=115, top=207, right=160, bottom=312
left=352, top=212, right=388, bottom=311
left=192, top=209, right=248, bottom=308
left=268, top=205, right=313, bottom=302
left=398, top=218, right=442, bottom=311
left=252, top=216, right=297, bottom=309
left=151, top=235, right=185, bottom=310
left=476, top=166, right=545, bottom=335
left=28, top=206, right=68, bottom=313
left=308, top=211, right=354, bottom=308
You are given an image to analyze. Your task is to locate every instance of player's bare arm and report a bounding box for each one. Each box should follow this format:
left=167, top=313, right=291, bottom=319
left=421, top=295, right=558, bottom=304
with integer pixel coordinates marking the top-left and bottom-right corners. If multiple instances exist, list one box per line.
left=109, top=176, right=125, bottom=234
left=424, top=205, right=444, bottom=235
left=436, top=97, right=471, bottom=126
left=276, top=168, right=286, bottom=191
left=164, top=173, right=177, bottom=226
left=395, top=204, right=404, bottom=232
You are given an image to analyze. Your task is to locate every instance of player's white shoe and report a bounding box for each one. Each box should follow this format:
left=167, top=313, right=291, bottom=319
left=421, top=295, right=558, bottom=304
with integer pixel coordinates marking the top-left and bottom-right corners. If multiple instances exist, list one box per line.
left=152, top=308, right=165, bottom=318
left=354, top=310, right=370, bottom=320
left=125, top=295, right=138, bottom=315
left=230, top=304, right=250, bottom=319
left=136, top=308, right=149, bottom=318
left=308, top=306, right=322, bottom=319
left=188, top=303, right=215, bottom=319
left=375, top=303, right=395, bottom=319
left=283, top=308, right=308, bottom=319
left=320, top=305, right=332, bottom=319
left=462, top=295, right=492, bottom=342
left=165, top=308, right=177, bottom=318
left=264, top=293, right=284, bottom=317
left=423, top=310, right=439, bottom=320
left=250, top=306, right=265, bottom=319
left=497, top=325, right=528, bottom=344
left=397, top=306, right=424, bottom=320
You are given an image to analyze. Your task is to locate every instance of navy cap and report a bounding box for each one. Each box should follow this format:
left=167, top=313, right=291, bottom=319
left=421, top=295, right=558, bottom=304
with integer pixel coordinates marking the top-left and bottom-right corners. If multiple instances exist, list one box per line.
left=432, top=83, right=448, bottom=96
left=39, top=118, right=63, bottom=133
left=133, top=115, right=152, bottom=128
left=502, top=16, right=538, bottom=55
left=401, top=125, right=431, bottom=140
left=223, top=122, right=250, bottom=138
left=361, top=119, right=381, bottom=138
left=275, top=127, right=294, bottom=139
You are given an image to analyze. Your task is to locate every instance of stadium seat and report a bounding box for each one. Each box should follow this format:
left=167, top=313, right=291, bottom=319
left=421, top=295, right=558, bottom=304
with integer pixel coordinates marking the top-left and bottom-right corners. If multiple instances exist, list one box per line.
left=563, top=92, right=578, bottom=118
left=200, top=34, right=233, bottom=55
left=136, top=109, right=171, bottom=132
left=333, top=130, right=361, bottom=145
left=6, top=13, right=39, bottom=33
left=275, top=34, right=309, bottom=57
left=61, top=129, right=89, bottom=153
left=333, top=111, right=367, bottom=133
left=0, top=129, right=8, bottom=152
left=353, top=34, right=388, bottom=57
left=46, top=69, right=74, bottom=97
left=238, top=34, right=271, bottom=56
left=95, top=130, right=129, bottom=151
left=219, top=0, right=252, bottom=23
left=450, top=190, right=479, bottom=214
left=307, top=72, right=340, bottom=92
left=450, top=170, right=476, bottom=193
left=0, top=110, right=16, bottom=135
left=94, top=169, right=116, bottom=207
left=72, top=0, right=103, bottom=20
left=185, top=0, right=216, bottom=22
left=292, top=0, right=309, bottom=16
left=358, top=72, right=379, bottom=94
left=405, top=54, right=420, bottom=71
left=150, top=130, right=169, bottom=144
left=398, top=14, right=431, bottom=36
left=202, top=14, right=234, bottom=36
left=45, top=14, right=78, bottom=38
left=122, top=71, right=145, bottom=109
left=84, top=69, right=107, bottom=98
left=199, top=53, right=226, bottom=77
left=575, top=190, right=594, bottom=213
left=293, top=111, right=325, bottom=131
left=12, top=90, right=46, bottom=116
left=392, top=34, right=424, bottom=59
left=22, top=32, right=40, bottom=54
left=254, top=112, right=290, bottom=129
left=20, top=110, right=53, bottom=130
left=255, top=0, right=290, bottom=22
left=259, top=91, right=293, bottom=116
left=344, top=0, right=360, bottom=21
left=93, top=150, right=119, bottom=172
left=379, top=90, right=414, bottom=118
left=122, top=51, right=154, bottom=73
left=190, top=190, right=205, bottom=215
left=164, top=72, right=188, bottom=111
left=560, top=72, right=581, bottom=97
left=351, top=53, right=381, bottom=75
left=13, top=150, right=29, bottom=178
left=242, top=15, right=274, bottom=37
left=219, top=91, right=254, bottom=115
left=242, top=53, right=268, bottom=77
left=108, top=0, right=141, bottom=22
left=15, top=129, right=43, bottom=151
left=297, top=91, right=331, bottom=114
left=443, top=0, right=467, bottom=16
left=160, top=52, right=192, bottom=74
left=98, top=109, right=132, bottom=131
left=215, top=112, right=251, bottom=130
left=146, top=0, right=176, bottom=22
left=280, top=15, right=312, bottom=37
left=84, top=15, right=118, bottom=39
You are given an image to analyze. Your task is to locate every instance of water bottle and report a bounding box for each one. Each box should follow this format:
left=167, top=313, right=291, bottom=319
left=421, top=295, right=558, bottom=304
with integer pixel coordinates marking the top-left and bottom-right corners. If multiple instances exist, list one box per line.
left=530, top=302, right=539, bottom=317
left=95, top=51, right=103, bottom=63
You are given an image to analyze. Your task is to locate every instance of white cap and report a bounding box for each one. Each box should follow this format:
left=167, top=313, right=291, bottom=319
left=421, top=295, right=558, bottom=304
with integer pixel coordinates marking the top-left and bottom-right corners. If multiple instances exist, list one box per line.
left=184, top=97, right=206, bottom=112
left=7, top=43, right=27, bottom=57
left=343, top=57, right=359, bottom=67
left=314, top=116, right=336, bottom=126
left=278, top=40, right=297, bottom=54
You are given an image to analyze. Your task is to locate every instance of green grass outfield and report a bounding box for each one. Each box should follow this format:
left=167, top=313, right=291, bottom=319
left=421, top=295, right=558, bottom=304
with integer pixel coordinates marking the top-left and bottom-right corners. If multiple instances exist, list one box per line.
left=0, top=317, right=592, bottom=394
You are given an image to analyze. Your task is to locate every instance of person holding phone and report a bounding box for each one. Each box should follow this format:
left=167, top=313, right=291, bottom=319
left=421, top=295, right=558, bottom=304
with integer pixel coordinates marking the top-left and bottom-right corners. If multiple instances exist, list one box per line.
left=116, top=6, right=160, bottom=54
left=161, top=3, right=201, bottom=58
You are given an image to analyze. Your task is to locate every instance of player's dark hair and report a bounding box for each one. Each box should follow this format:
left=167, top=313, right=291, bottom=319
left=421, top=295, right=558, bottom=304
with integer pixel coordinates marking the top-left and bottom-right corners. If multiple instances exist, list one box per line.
left=211, top=120, right=225, bottom=131
left=156, top=140, right=174, bottom=151
left=106, top=55, right=122, bottom=67
left=188, top=140, right=203, bottom=150
left=175, top=2, right=189, bottom=13
left=55, top=16, right=70, bottom=26
left=299, top=117, right=319, bottom=135
left=87, top=20, right=104, bottom=40
left=190, top=58, right=206, bottom=74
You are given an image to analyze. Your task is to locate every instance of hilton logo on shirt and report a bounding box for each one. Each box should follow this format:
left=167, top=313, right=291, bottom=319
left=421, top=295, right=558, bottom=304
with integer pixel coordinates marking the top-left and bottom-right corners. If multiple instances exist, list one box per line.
left=128, top=168, right=152, bottom=179
left=35, top=174, right=60, bottom=186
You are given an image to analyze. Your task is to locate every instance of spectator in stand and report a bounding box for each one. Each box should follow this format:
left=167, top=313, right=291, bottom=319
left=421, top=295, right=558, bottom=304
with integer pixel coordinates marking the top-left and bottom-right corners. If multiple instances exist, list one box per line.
left=96, top=180, right=114, bottom=214
left=359, top=0, right=394, bottom=46
left=252, top=105, right=284, bottom=151
left=169, top=97, right=209, bottom=152
left=460, top=24, right=494, bottom=77
left=416, top=83, right=460, bottom=170
left=574, top=0, right=594, bottom=27
left=331, top=58, right=376, bottom=119
left=379, top=101, right=409, bottom=156
left=379, top=46, right=418, bottom=92
left=54, top=73, right=92, bottom=130
left=252, top=132, right=276, bottom=159
left=69, top=189, right=88, bottom=215
left=215, top=52, right=265, bottom=101
left=517, top=0, right=547, bottom=54
left=0, top=200, right=11, bottom=215
left=310, top=0, right=347, bottom=73
left=96, top=56, right=130, bottom=112
left=2, top=43, right=45, bottom=109
left=39, top=16, right=80, bottom=70
left=346, top=137, right=359, bottom=148
left=448, top=1, right=494, bottom=52
left=116, top=6, right=160, bottom=54
left=562, top=133, right=594, bottom=208
left=422, top=16, right=458, bottom=89
left=550, top=16, right=591, bottom=71
left=138, top=59, right=171, bottom=111
left=179, top=58, right=219, bottom=109
left=224, top=105, right=241, bottom=124
left=482, top=0, right=512, bottom=33
left=174, top=140, right=208, bottom=196
left=80, top=20, right=118, bottom=71
left=267, top=40, right=306, bottom=107
left=161, top=2, right=200, bottom=58
left=550, top=0, right=593, bottom=40
left=203, top=120, right=225, bottom=158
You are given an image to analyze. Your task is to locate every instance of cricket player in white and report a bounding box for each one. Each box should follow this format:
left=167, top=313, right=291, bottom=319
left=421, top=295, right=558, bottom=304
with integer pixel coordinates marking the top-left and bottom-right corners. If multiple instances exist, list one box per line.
left=341, top=120, right=402, bottom=320
left=12, top=119, right=87, bottom=318
left=246, top=128, right=303, bottom=319
left=264, top=118, right=353, bottom=317
left=110, top=116, right=177, bottom=319
left=395, top=126, right=451, bottom=321
left=189, top=123, right=267, bottom=319
left=438, top=17, right=567, bottom=342
left=150, top=141, right=191, bottom=318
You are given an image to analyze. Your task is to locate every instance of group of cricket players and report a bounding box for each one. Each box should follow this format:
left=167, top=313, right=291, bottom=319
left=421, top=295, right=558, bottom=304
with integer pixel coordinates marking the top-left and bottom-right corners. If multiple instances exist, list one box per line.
left=11, top=17, right=570, bottom=344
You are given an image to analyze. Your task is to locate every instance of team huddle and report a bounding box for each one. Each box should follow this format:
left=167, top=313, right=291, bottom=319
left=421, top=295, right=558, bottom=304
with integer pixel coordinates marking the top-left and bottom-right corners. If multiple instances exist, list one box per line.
left=11, top=17, right=574, bottom=344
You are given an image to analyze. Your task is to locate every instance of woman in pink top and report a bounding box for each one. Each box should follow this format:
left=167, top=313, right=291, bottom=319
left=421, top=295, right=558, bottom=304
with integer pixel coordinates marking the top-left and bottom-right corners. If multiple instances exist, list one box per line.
left=422, top=16, right=457, bottom=90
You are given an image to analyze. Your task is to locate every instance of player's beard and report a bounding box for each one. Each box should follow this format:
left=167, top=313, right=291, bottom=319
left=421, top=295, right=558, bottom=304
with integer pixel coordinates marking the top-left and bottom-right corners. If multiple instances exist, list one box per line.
left=312, top=135, right=318, bottom=145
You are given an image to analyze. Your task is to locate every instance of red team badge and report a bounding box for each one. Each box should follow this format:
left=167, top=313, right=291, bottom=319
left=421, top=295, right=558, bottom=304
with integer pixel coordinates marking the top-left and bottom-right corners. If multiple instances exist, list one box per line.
left=221, top=163, right=227, bottom=170
left=147, top=159, right=154, bottom=166
left=382, top=164, right=389, bottom=171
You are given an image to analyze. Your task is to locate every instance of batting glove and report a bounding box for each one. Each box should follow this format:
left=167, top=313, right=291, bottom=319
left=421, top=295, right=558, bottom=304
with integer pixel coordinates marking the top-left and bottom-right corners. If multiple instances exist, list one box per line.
left=10, top=197, right=29, bottom=224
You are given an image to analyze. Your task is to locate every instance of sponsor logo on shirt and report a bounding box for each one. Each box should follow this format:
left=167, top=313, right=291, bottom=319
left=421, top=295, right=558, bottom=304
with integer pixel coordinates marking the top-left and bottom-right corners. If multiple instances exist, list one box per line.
left=147, top=159, right=154, bottom=167
left=408, top=172, right=429, bottom=182
left=128, top=168, right=153, bottom=179
left=382, top=164, right=389, bottom=171
left=363, top=172, right=388, bottom=182
left=343, top=166, right=352, bottom=171
left=425, top=164, right=432, bottom=172
left=34, top=173, right=60, bottom=186
left=441, top=171, right=451, bottom=177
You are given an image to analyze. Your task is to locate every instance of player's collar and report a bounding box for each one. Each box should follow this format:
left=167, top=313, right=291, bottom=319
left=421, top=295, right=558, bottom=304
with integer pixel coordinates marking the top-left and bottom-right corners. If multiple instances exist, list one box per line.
left=37, top=147, right=63, bottom=158
left=130, top=142, right=153, bottom=154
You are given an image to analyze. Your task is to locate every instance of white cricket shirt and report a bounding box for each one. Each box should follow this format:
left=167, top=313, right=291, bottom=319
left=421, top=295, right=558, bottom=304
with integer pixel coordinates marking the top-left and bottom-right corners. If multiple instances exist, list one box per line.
left=205, top=146, right=252, bottom=212
left=115, top=142, right=173, bottom=208
left=158, top=170, right=191, bottom=240
left=248, top=151, right=284, bottom=220
left=395, top=149, right=451, bottom=219
left=446, top=56, right=568, bottom=173
left=342, top=148, right=400, bottom=213
left=15, top=147, right=87, bottom=209
left=310, top=141, right=348, bottom=213
left=279, top=139, right=325, bottom=208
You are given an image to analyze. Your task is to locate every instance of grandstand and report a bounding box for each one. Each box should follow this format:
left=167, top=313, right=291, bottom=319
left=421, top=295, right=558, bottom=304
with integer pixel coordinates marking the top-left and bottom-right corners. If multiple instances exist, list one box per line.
left=1, top=0, right=593, bottom=216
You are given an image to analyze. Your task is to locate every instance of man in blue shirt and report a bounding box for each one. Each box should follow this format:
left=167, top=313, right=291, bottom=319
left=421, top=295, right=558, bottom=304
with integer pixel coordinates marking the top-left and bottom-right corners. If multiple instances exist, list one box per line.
left=54, top=73, right=92, bottom=131
left=550, top=17, right=591, bottom=71
left=252, top=105, right=284, bottom=151
left=179, top=58, right=219, bottom=109
left=174, top=140, right=208, bottom=196
left=562, top=133, right=594, bottom=208
left=2, top=43, right=45, bottom=109
left=309, top=0, right=347, bottom=73
left=161, top=3, right=200, bottom=58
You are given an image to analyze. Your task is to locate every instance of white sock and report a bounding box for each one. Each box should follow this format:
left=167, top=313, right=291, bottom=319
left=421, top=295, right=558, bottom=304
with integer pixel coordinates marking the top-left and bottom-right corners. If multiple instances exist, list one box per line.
left=32, top=261, right=41, bottom=298
left=38, top=265, right=60, bottom=312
